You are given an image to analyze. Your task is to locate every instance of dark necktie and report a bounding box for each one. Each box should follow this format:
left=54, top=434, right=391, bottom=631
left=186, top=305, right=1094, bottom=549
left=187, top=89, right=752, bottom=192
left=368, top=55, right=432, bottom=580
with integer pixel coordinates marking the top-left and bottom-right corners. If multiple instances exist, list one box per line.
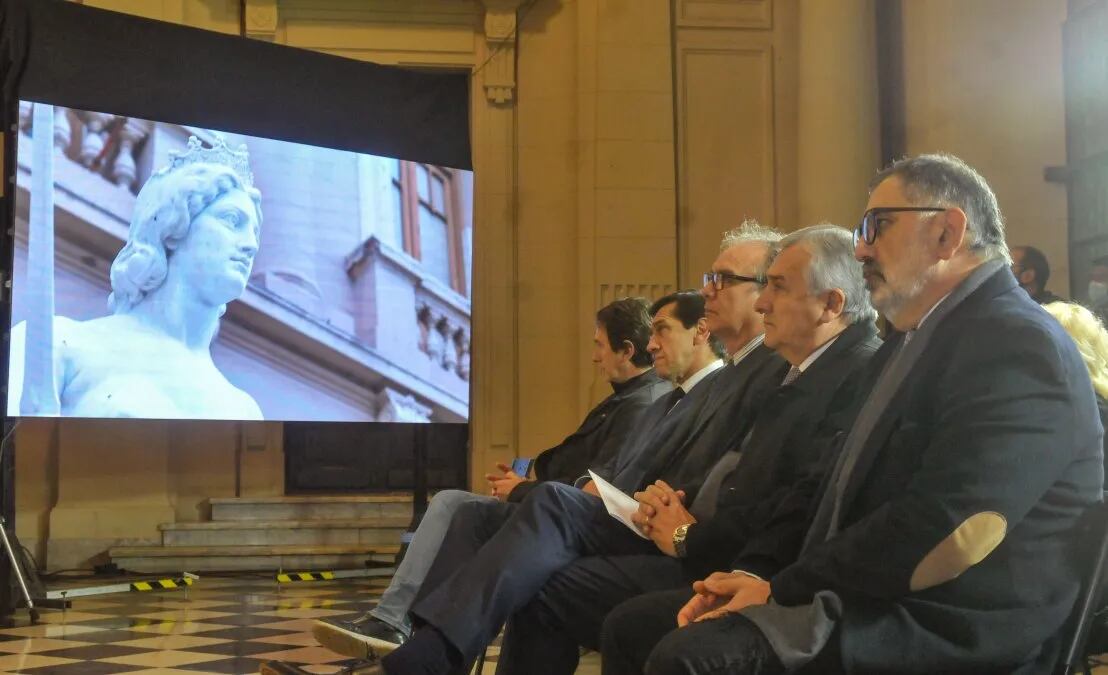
left=663, top=387, right=685, bottom=414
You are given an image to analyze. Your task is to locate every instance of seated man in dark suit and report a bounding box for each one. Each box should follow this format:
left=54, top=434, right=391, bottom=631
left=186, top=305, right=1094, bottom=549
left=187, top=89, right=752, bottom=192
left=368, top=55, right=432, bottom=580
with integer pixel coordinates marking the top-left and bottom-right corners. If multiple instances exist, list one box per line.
left=305, top=289, right=729, bottom=663
left=598, top=224, right=787, bottom=498
left=602, top=153, right=1105, bottom=675
left=309, top=227, right=786, bottom=663
left=311, top=297, right=669, bottom=652
left=316, top=290, right=754, bottom=674
left=493, top=224, right=881, bottom=675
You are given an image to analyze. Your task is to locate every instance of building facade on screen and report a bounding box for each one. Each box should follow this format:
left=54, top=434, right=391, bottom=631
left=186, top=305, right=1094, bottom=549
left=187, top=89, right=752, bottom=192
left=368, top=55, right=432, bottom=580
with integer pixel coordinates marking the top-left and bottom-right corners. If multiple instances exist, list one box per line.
left=7, top=102, right=473, bottom=423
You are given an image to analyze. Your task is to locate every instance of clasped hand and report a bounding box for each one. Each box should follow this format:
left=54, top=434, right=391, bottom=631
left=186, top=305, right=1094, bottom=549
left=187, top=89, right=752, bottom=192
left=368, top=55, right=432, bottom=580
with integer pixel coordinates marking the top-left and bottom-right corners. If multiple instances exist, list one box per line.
left=630, top=479, right=696, bottom=556
left=485, top=462, right=529, bottom=502
left=676, top=571, right=772, bottom=626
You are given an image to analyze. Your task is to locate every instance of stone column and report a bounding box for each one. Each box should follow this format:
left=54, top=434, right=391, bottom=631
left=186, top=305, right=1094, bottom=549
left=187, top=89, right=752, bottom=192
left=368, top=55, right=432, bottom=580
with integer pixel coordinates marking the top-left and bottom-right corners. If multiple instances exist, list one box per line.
left=468, top=1, right=524, bottom=488
left=796, top=0, right=881, bottom=229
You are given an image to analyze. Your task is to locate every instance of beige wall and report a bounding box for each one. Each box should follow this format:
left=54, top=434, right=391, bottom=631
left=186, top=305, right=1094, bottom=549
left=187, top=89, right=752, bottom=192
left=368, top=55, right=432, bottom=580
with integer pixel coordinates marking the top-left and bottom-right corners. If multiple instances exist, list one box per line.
left=674, top=0, right=799, bottom=287
left=901, top=0, right=1069, bottom=293
left=15, top=0, right=1073, bottom=568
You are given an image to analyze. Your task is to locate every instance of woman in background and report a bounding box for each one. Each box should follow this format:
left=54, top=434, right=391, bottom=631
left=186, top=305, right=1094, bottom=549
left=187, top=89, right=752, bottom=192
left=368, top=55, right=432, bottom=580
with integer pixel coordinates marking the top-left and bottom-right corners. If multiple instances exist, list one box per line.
left=1044, top=301, right=1108, bottom=468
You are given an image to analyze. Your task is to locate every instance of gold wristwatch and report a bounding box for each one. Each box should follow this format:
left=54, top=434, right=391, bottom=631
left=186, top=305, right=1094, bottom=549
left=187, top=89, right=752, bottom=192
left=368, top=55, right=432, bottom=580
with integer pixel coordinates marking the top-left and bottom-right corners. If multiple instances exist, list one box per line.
left=672, top=523, right=691, bottom=558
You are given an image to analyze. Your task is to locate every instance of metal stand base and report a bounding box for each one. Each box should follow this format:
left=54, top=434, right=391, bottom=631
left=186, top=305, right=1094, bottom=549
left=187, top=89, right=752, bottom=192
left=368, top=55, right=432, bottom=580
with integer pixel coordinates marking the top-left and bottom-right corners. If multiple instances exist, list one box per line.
left=0, top=517, right=197, bottom=624
left=0, top=516, right=39, bottom=623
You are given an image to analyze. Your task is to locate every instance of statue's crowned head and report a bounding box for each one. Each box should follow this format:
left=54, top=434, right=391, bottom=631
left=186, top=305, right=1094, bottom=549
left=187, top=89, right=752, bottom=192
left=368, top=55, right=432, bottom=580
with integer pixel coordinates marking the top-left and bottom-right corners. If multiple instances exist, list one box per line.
left=109, top=135, right=264, bottom=314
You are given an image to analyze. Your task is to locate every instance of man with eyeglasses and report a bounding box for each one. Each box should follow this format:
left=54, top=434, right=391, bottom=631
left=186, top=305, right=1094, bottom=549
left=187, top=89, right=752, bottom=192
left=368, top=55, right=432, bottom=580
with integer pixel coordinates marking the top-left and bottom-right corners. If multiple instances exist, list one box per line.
left=491, top=224, right=880, bottom=675
left=318, top=226, right=797, bottom=675
left=601, top=153, right=1102, bottom=675
left=608, top=221, right=788, bottom=498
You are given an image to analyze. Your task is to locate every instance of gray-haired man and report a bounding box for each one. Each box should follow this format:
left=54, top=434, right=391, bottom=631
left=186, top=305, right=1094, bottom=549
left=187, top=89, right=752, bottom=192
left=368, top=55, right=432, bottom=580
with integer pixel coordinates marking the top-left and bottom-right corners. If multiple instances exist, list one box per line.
left=603, top=153, right=1102, bottom=675
left=493, top=224, right=881, bottom=675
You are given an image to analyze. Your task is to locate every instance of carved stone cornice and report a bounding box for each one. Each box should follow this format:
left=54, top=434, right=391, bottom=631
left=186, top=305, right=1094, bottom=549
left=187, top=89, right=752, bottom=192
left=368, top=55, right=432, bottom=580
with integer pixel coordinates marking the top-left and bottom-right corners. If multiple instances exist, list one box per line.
left=479, top=0, right=525, bottom=104
left=243, top=0, right=279, bottom=41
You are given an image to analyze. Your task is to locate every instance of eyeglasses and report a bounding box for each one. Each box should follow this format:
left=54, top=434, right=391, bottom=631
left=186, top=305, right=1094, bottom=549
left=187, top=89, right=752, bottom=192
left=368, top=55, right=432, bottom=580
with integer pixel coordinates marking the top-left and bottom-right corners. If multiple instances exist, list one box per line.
left=854, top=207, right=946, bottom=247
left=702, top=271, right=765, bottom=292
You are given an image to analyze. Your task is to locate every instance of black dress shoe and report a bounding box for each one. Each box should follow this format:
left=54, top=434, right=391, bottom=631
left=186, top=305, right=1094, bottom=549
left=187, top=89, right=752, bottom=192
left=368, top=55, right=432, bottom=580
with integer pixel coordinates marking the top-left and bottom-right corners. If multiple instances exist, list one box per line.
left=312, top=614, right=408, bottom=660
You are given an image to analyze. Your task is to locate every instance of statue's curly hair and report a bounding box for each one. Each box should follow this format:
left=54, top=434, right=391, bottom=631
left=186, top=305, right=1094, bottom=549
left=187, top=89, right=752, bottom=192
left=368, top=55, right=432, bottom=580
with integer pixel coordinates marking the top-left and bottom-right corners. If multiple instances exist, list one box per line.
left=108, top=163, right=262, bottom=314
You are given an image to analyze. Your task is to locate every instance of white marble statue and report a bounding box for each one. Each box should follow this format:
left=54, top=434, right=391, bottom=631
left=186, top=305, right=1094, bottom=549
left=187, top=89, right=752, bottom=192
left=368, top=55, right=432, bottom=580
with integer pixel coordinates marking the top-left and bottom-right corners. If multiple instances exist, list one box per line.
left=8, top=134, right=265, bottom=420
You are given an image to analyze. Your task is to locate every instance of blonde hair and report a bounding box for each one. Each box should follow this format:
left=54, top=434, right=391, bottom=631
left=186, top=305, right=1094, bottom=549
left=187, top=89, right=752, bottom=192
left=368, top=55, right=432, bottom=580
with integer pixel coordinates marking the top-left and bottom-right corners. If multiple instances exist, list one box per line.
left=1043, top=301, right=1108, bottom=400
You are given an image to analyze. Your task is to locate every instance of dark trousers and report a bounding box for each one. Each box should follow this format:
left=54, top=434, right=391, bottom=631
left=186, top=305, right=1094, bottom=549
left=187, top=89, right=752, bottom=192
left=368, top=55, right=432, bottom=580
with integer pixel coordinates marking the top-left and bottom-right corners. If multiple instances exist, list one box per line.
left=601, top=589, right=844, bottom=675
left=495, top=554, right=686, bottom=675
left=413, top=499, right=518, bottom=607
left=409, top=482, right=658, bottom=664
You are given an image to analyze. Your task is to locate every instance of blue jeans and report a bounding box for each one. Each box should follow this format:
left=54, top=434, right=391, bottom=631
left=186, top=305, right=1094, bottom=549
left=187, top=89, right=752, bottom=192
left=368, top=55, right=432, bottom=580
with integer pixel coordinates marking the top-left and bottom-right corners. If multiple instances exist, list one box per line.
left=369, top=489, right=498, bottom=636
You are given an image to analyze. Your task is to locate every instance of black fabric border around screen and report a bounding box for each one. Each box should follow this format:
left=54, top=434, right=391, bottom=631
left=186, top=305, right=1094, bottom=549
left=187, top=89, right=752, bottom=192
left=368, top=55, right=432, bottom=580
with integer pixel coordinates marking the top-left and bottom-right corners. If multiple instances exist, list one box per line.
left=0, top=0, right=472, bottom=170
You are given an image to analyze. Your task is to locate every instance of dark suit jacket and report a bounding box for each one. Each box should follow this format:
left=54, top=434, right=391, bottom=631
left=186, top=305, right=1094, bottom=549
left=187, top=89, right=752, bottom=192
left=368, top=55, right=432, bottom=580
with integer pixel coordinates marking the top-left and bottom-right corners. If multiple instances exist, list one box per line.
left=662, top=344, right=789, bottom=501
left=610, top=344, right=787, bottom=496
left=507, top=369, right=669, bottom=503
left=766, top=267, right=1104, bottom=674
left=607, top=363, right=727, bottom=493
left=682, top=321, right=881, bottom=579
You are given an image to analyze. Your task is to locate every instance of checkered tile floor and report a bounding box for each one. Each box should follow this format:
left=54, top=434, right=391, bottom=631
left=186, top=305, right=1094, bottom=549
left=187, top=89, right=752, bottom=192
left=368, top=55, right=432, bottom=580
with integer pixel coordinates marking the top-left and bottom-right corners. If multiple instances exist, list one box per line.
left=0, top=574, right=387, bottom=674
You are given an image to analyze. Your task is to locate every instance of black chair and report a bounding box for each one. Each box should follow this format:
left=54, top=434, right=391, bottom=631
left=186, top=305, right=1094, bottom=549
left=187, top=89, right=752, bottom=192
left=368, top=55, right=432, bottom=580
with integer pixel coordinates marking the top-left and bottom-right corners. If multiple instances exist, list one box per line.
left=1054, top=496, right=1108, bottom=675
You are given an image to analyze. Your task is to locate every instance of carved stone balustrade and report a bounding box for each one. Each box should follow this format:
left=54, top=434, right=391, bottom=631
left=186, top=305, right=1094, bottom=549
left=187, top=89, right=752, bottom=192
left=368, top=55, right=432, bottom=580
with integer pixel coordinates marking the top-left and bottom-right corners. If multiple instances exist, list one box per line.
left=112, top=118, right=152, bottom=189
left=346, top=234, right=472, bottom=403
left=19, top=106, right=152, bottom=193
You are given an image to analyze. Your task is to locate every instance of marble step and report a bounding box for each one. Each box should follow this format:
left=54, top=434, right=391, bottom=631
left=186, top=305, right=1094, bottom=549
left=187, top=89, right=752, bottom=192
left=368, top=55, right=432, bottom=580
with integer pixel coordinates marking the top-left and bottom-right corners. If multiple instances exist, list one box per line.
left=110, top=544, right=400, bottom=574
left=159, top=518, right=410, bottom=547
left=210, top=494, right=413, bottom=522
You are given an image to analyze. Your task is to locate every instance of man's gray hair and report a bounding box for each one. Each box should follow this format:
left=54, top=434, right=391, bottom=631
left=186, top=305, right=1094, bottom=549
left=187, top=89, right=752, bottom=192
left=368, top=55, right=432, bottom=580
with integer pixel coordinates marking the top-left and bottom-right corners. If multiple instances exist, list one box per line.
left=719, top=219, right=784, bottom=278
left=870, top=153, right=1010, bottom=263
left=778, top=224, right=878, bottom=325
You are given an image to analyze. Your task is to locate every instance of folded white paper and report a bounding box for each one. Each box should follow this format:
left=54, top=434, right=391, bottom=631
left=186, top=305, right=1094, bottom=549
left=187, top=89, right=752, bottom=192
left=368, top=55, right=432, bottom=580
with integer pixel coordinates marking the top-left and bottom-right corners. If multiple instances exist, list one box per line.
left=588, top=470, right=648, bottom=539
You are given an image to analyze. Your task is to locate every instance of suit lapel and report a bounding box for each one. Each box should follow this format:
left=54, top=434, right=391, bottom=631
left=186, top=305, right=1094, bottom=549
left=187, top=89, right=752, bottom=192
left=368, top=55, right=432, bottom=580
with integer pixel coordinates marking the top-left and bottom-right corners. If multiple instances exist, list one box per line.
left=610, top=392, right=679, bottom=479
left=831, top=266, right=1017, bottom=523
left=615, top=370, right=720, bottom=487
left=679, top=346, right=773, bottom=447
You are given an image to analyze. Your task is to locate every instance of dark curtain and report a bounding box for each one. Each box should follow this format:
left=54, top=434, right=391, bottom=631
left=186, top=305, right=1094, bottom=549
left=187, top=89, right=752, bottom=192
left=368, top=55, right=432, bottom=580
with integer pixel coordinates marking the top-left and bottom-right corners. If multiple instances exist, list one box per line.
left=0, top=0, right=471, bottom=169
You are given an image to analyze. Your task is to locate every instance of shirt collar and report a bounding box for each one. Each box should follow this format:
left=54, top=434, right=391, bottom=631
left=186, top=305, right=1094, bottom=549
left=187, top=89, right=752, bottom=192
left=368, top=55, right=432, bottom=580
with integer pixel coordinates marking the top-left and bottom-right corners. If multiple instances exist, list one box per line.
left=797, top=334, right=840, bottom=374
left=729, top=334, right=765, bottom=366
left=679, top=359, right=725, bottom=393
left=904, top=291, right=953, bottom=344
left=916, top=292, right=952, bottom=330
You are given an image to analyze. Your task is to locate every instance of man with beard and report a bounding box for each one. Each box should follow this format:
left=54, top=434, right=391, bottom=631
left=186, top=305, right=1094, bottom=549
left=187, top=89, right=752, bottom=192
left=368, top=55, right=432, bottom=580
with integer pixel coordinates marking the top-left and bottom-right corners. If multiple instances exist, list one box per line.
left=601, top=153, right=1103, bottom=675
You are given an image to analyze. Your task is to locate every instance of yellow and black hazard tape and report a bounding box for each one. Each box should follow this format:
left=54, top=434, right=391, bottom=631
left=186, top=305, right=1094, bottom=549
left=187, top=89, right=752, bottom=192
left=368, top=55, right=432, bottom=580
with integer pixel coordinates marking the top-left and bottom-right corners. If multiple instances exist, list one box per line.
left=130, top=576, right=194, bottom=592
left=277, top=571, right=336, bottom=583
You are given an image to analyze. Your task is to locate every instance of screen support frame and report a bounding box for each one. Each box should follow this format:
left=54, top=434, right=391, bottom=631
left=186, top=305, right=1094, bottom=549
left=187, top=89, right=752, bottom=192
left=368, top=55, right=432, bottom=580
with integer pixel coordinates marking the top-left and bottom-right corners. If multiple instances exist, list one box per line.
left=1, top=97, right=21, bottom=620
